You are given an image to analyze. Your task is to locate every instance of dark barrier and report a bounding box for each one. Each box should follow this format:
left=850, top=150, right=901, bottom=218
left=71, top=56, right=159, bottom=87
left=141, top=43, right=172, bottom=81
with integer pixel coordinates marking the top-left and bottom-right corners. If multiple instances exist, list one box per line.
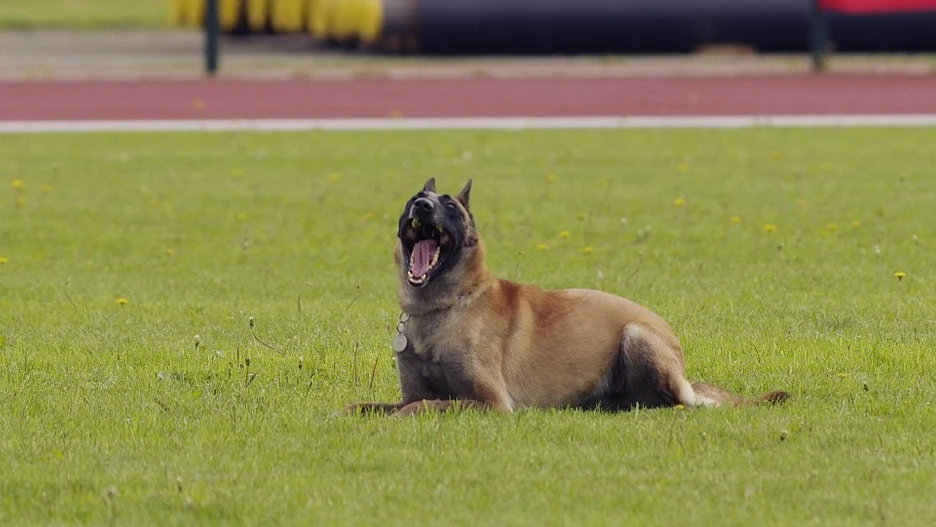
left=415, top=0, right=814, bottom=55
left=375, top=0, right=936, bottom=55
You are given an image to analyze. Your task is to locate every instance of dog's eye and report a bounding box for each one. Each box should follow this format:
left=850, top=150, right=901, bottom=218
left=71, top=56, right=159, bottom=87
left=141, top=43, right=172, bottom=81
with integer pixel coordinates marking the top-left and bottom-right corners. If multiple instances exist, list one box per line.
left=445, top=202, right=458, bottom=210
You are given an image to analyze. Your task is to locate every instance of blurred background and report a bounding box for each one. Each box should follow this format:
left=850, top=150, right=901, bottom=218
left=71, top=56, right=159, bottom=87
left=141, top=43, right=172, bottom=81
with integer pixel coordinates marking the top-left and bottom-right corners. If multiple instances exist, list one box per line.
left=1, top=0, right=934, bottom=79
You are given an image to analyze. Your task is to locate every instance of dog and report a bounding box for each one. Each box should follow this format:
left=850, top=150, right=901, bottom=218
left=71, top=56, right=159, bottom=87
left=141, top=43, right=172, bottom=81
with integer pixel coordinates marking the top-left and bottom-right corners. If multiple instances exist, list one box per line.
left=344, top=178, right=790, bottom=417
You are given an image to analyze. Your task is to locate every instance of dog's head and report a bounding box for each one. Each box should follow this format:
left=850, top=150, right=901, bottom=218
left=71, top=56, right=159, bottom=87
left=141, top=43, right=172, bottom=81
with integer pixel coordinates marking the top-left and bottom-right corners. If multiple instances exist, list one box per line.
left=395, top=177, right=478, bottom=289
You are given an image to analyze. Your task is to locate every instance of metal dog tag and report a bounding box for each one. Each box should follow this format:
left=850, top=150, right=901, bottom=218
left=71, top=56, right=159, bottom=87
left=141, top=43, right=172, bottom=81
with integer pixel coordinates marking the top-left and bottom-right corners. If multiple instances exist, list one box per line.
left=392, top=332, right=408, bottom=353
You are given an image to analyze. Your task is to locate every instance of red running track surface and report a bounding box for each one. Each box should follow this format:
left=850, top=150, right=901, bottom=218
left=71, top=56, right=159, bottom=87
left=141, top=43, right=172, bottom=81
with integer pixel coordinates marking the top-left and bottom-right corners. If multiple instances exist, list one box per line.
left=2, top=75, right=936, bottom=121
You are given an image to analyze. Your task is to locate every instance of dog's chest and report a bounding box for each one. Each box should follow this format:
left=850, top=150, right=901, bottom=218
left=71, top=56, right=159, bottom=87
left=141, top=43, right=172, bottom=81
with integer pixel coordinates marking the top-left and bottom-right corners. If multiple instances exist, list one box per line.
left=400, top=317, right=472, bottom=396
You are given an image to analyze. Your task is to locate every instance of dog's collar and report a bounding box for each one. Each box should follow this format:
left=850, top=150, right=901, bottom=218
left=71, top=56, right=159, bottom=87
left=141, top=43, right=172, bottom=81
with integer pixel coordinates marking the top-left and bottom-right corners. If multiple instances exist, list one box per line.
left=391, top=290, right=473, bottom=353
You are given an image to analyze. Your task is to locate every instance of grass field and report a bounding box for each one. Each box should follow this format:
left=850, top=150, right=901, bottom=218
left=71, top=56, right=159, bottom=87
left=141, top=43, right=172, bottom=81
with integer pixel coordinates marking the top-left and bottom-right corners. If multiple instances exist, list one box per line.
left=1, top=127, right=934, bottom=526
left=0, top=0, right=169, bottom=29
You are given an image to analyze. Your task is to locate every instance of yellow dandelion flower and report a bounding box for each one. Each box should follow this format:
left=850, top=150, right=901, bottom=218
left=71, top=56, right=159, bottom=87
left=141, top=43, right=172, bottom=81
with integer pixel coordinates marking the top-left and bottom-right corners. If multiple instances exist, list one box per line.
left=15, top=196, right=27, bottom=207
left=116, top=298, right=129, bottom=305
left=536, top=243, right=548, bottom=251
left=559, top=230, right=571, bottom=239
left=763, top=224, right=776, bottom=234
left=827, top=223, right=838, bottom=232
left=546, top=173, right=558, bottom=183
left=676, top=163, right=689, bottom=173
left=821, top=162, right=834, bottom=172
left=328, top=173, right=341, bottom=183
left=674, top=197, right=686, bottom=207
left=582, top=246, right=594, bottom=254
left=41, top=185, right=53, bottom=194
left=166, top=248, right=174, bottom=256
left=0, top=257, right=8, bottom=265
left=674, top=404, right=685, bottom=410
left=894, top=271, right=906, bottom=281
left=363, top=212, right=374, bottom=221
left=11, top=180, right=24, bottom=190
left=230, top=169, right=243, bottom=178
left=236, top=212, right=247, bottom=220
left=851, top=220, right=861, bottom=228
left=770, top=152, right=781, bottom=161
left=577, top=212, right=588, bottom=221
left=730, top=216, right=742, bottom=224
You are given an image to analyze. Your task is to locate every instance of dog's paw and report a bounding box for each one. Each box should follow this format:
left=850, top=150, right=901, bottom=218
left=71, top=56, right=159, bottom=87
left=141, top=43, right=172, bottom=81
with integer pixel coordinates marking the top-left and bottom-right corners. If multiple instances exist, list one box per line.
left=392, top=402, right=425, bottom=417
left=337, top=402, right=402, bottom=417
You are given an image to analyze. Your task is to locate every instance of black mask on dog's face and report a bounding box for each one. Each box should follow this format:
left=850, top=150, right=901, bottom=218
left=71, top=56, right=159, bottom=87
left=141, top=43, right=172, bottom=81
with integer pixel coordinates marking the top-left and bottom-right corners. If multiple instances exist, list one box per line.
left=397, top=177, right=474, bottom=288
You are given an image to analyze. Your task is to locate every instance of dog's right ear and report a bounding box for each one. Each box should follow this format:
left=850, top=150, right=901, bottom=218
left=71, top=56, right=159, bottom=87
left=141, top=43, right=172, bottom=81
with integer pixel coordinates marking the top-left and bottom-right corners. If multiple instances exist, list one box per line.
left=455, top=179, right=472, bottom=210
left=422, top=177, right=437, bottom=193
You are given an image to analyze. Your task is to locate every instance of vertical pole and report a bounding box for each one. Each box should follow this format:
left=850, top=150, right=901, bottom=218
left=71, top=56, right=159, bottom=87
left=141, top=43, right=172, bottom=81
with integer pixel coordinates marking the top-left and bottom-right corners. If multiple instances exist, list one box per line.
left=205, top=0, right=220, bottom=76
left=810, top=0, right=828, bottom=72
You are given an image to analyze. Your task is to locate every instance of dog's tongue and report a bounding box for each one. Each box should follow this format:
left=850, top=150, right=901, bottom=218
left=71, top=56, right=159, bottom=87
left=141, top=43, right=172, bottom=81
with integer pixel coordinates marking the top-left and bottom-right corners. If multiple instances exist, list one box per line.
left=411, top=239, right=438, bottom=277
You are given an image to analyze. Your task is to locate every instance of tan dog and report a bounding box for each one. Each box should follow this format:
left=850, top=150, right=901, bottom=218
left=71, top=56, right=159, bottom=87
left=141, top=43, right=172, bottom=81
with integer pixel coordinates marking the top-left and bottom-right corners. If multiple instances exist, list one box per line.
left=344, top=178, right=790, bottom=416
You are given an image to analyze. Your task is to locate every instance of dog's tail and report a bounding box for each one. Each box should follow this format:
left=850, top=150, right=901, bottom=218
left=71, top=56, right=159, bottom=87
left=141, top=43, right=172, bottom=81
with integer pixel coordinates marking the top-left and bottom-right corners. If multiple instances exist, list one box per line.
left=691, top=381, right=791, bottom=407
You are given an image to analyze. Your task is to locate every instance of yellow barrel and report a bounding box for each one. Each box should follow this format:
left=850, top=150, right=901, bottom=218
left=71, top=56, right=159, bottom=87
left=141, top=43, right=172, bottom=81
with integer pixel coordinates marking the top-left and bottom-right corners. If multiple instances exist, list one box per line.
left=334, top=0, right=365, bottom=41
left=184, top=0, right=206, bottom=26
left=330, top=0, right=350, bottom=40
left=246, top=0, right=270, bottom=32
left=308, top=0, right=330, bottom=38
left=169, top=0, right=188, bottom=25
left=271, top=0, right=305, bottom=32
left=359, top=0, right=383, bottom=43
left=219, top=0, right=242, bottom=32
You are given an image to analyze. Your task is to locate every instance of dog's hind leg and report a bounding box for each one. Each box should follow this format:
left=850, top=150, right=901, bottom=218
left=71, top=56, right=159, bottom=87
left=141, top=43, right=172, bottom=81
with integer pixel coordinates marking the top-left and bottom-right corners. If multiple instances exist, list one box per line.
left=602, top=323, right=791, bottom=410
left=602, top=323, right=701, bottom=410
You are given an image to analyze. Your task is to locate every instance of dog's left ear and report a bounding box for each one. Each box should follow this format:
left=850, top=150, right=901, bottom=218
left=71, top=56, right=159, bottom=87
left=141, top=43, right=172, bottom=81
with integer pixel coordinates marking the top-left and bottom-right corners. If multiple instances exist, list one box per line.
left=422, top=177, right=437, bottom=193
left=456, top=179, right=473, bottom=209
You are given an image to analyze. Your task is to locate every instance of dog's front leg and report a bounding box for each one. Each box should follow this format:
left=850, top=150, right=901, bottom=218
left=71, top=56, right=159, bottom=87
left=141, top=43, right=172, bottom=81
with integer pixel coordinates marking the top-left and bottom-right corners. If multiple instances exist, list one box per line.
left=341, top=351, right=441, bottom=417
left=341, top=402, right=405, bottom=416
left=395, top=381, right=512, bottom=417
left=395, top=398, right=510, bottom=417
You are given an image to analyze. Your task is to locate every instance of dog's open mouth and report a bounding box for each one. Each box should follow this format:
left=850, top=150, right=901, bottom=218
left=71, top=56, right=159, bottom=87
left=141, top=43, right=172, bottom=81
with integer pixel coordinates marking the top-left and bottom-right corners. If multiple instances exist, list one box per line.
left=403, top=217, right=453, bottom=287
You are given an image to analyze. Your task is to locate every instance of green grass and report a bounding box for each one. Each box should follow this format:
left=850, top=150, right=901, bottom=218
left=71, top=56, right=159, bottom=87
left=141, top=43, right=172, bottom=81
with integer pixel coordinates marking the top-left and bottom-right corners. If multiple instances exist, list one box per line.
left=1, top=128, right=934, bottom=526
left=0, top=0, right=169, bottom=29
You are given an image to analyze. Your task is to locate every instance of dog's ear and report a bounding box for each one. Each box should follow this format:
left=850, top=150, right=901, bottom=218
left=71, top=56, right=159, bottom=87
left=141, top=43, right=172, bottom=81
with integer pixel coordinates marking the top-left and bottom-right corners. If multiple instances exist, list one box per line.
left=422, top=177, right=437, bottom=193
left=456, top=179, right=473, bottom=209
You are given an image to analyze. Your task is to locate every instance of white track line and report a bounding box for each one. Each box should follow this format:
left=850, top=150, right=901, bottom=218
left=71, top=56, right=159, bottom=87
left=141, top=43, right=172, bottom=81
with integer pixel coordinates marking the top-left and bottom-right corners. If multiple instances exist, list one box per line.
left=2, top=115, right=936, bottom=133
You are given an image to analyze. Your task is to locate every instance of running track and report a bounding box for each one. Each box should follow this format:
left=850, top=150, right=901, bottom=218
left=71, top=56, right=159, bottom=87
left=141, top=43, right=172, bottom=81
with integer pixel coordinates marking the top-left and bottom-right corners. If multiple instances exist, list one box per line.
left=2, top=74, right=936, bottom=123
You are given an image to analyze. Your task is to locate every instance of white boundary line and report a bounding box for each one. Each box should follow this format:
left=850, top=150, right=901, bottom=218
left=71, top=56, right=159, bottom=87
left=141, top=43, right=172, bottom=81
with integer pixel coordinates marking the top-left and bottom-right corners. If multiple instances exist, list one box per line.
left=2, top=115, right=936, bottom=133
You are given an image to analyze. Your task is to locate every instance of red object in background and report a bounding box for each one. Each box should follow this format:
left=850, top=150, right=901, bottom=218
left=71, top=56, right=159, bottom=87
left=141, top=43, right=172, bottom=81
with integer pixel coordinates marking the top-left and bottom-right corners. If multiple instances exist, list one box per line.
left=820, top=0, right=936, bottom=13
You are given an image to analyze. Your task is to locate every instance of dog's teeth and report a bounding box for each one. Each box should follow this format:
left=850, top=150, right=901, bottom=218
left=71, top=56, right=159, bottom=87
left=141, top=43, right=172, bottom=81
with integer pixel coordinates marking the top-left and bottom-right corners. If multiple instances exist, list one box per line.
left=430, top=246, right=440, bottom=266
left=436, top=225, right=443, bottom=233
left=412, top=218, right=420, bottom=228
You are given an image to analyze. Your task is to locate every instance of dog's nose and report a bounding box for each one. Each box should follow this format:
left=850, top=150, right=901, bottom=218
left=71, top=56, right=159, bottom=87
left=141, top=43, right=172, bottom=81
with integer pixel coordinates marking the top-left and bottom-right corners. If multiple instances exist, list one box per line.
left=413, top=198, right=434, bottom=213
